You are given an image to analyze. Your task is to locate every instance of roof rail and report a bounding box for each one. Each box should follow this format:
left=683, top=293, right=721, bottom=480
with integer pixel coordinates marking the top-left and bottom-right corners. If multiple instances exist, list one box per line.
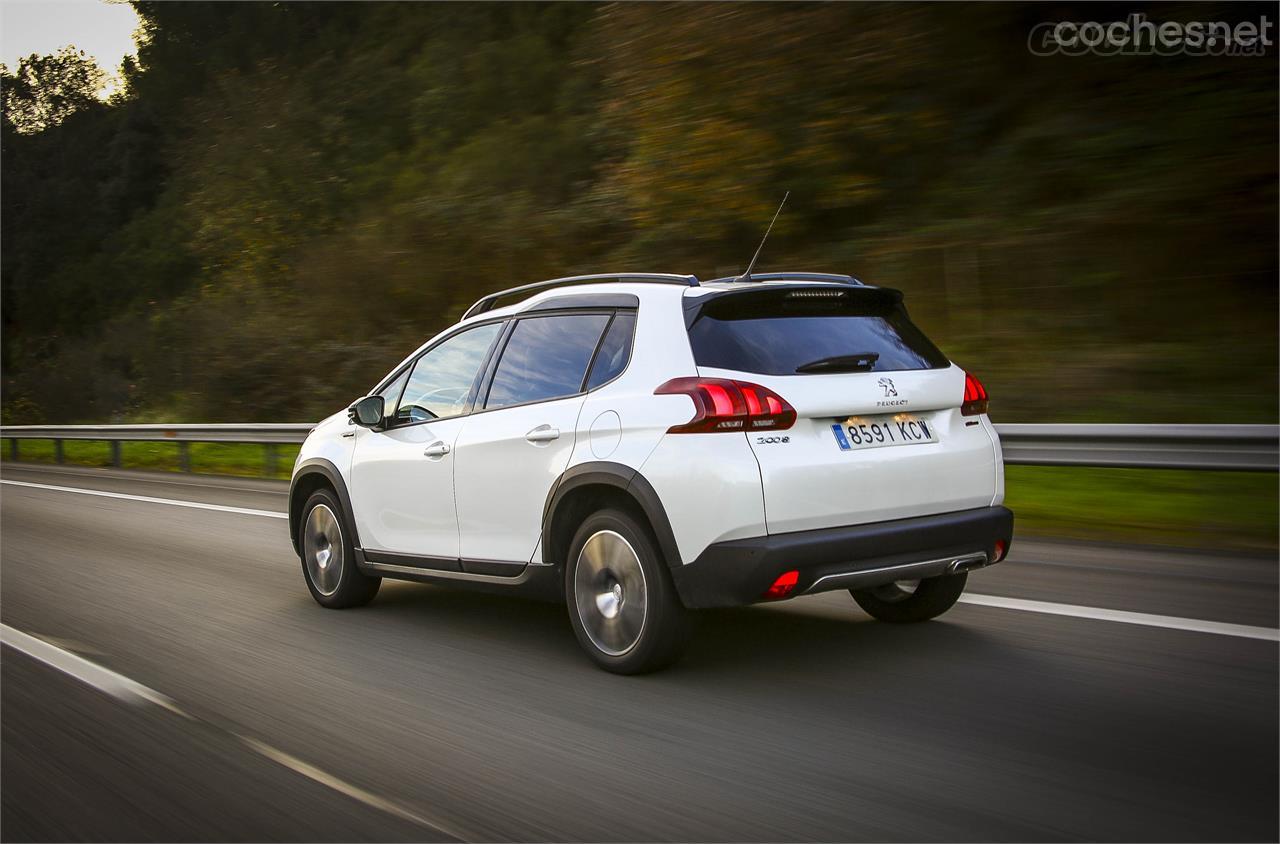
left=462, top=273, right=699, bottom=320
left=707, top=272, right=863, bottom=286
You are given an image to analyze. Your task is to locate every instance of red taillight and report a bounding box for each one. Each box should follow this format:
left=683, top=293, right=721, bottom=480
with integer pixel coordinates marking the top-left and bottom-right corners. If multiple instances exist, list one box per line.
left=763, top=570, right=799, bottom=600
left=994, top=540, right=1007, bottom=562
left=655, top=377, right=797, bottom=433
left=961, top=371, right=989, bottom=417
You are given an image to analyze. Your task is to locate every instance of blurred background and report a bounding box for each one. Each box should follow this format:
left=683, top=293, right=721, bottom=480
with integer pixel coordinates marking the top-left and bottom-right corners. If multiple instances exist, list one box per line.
left=1, top=6, right=1277, bottom=841
left=1, top=1, right=1277, bottom=548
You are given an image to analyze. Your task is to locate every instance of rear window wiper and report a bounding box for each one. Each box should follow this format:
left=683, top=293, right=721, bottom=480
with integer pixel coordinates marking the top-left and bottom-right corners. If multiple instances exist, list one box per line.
left=794, top=352, right=879, bottom=373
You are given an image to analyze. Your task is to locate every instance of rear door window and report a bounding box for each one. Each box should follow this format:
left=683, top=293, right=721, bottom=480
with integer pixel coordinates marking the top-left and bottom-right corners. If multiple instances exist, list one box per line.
left=687, top=289, right=948, bottom=375
left=484, top=313, right=611, bottom=410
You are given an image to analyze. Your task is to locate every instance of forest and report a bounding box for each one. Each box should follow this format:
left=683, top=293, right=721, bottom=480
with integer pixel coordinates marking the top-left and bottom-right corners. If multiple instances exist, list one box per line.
left=2, top=2, right=1276, bottom=424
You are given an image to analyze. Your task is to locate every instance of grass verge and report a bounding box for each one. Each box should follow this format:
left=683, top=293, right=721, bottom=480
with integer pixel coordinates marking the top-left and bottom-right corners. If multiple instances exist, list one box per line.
left=1, top=439, right=300, bottom=481
left=1004, top=465, right=1276, bottom=552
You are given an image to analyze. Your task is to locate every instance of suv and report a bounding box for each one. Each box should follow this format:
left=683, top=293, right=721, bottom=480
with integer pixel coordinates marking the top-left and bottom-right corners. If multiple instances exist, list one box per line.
left=289, top=272, right=1013, bottom=673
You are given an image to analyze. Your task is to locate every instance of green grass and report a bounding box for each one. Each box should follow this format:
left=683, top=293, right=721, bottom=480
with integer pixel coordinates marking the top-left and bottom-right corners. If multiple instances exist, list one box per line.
left=3, top=439, right=1275, bottom=551
left=1, top=439, right=300, bottom=480
left=1005, top=465, right=1277, bottom=552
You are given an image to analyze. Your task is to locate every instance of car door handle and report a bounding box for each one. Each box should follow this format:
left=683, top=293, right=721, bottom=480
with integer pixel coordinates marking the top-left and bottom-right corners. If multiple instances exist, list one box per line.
left=423, top=441, right=451, bottom=458
left=525, top=425, right=560, bottom=444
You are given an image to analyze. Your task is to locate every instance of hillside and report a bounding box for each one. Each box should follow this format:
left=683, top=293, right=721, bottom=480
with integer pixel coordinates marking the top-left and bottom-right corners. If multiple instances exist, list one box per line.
left=2, top=2, right=1276, bottom=424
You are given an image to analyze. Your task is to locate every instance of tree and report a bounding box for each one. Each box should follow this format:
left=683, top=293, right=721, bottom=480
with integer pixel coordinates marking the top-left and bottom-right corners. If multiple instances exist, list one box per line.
left=1, top=47, right=106, bottom=134
left=0, top=3, right=1274, bottom=425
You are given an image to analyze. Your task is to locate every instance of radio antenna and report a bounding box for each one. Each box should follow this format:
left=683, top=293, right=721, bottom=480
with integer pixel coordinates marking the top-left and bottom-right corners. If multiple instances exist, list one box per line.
left=738, top=191, right=789, bottom=283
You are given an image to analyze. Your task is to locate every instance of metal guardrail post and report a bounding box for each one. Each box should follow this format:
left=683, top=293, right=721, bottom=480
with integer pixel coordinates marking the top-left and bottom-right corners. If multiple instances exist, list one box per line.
left=8, top=438, right=16, bottom=461
left=178, top=441, right=191, bottom=472
left=264, top=444, right=278, bottom=477
left=54, top=439, right=63, bottom=464
left=109, top=440, right=122, bottom=469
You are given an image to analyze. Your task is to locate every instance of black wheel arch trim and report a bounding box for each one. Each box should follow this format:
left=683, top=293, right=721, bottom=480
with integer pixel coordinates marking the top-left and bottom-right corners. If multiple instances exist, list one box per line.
left=542, top=461, right=682, bottom=569
left=289, top=458, right=361, bottom=554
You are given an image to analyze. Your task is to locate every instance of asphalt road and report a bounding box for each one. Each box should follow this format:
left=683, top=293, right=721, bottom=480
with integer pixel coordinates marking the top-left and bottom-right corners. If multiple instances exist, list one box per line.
left=2, top=463, right=1276, bottom=842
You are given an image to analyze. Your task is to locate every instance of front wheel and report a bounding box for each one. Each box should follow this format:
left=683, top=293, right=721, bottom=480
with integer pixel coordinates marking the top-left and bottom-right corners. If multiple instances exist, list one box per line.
left=565, top=508, right=693, bottom=674
left=299, top=488, right=380, bottom=608
left=850, top=572, right=967, bottom=623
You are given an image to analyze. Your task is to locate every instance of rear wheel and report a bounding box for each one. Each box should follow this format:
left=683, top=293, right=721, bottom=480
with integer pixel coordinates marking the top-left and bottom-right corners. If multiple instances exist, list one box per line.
left=850, top=572, right=966, bottom=623
left=565, top=508, right=692, bottom=674
left=299, top=488, right=380, bottom=608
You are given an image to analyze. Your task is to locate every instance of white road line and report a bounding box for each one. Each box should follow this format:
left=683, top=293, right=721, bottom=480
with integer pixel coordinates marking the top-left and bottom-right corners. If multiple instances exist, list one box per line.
left=5, top=477, right=1277, bottom=643
left=0, top=624, right=464, bottom=840
left=237, top=735, right=466, bottom=840
left=3, top=464, right=280, bottom=493
left=961, top=593, right=1279, bottom=641
left=0, top=479, right=286, bottom=519
left=0, top=624, right=180, bottom=711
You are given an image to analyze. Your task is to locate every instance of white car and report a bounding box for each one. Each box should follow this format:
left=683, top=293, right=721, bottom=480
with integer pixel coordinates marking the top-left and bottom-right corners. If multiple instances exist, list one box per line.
left=289, top=272, right=1013, bottom=673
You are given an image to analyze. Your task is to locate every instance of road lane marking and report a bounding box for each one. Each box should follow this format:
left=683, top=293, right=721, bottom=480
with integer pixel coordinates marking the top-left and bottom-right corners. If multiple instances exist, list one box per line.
left=2, top=464, right=281, bottom=493
left=961, top=593, right=1279, bottom=641
left=0, top=479, right=286, bottom=519
left=33, top=634, right=108, bottom=657
left=5, top=477, right=1277, bottom=643
left=237, top=735, right=466, bottom=840
left=1, top=623, right=466, bottom=840
left=0, top=624, right=181, bottom=712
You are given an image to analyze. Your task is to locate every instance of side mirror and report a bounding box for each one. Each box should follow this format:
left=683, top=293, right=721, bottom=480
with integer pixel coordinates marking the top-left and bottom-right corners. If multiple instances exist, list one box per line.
left=348, top=395, right=385, bottom=429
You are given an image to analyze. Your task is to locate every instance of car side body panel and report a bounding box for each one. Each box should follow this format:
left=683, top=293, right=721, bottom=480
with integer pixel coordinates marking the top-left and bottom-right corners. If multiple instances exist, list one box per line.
left=454, top=393, right=589, bottom=564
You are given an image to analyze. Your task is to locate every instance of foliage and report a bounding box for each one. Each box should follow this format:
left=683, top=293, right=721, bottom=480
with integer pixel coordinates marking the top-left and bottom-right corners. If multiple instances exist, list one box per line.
left=1, top=47, right=106, bottom=134
left=1, top=2, right=1275, bottom=424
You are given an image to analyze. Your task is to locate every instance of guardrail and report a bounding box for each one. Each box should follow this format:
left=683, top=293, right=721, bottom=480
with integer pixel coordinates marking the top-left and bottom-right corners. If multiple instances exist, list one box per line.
left=995, top=424, right=1279, bottom=472
left=0, top=424, right=313, bottom=475
left=1, top=422, right=1277, bottom=474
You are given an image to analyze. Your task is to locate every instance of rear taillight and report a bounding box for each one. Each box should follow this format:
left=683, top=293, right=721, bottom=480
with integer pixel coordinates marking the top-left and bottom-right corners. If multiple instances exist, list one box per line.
left=655, top=377, right=797, bottom=433
left=961, top=371, right=989, bottom=417
left=763, top=570, right=799, bottom=600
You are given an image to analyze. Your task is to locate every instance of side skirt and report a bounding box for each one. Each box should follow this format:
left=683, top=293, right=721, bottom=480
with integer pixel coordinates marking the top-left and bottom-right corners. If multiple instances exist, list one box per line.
left=354, top=550, right=563, bottom=602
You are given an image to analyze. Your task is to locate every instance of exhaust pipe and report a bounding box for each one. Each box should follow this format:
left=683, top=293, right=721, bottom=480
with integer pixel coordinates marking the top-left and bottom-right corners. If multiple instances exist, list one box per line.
left=947, top=553, right=989, bottom=575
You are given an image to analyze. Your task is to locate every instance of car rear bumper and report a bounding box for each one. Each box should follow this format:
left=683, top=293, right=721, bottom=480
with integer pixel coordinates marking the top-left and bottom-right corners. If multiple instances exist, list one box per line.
left=669, top=505, right=1014, bottom=608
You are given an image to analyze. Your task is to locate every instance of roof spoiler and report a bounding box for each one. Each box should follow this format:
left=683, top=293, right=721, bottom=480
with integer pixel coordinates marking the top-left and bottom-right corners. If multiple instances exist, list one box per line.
left=463, top=273, right=698, bottom=320
left=683, top=282, right=900, bottom=329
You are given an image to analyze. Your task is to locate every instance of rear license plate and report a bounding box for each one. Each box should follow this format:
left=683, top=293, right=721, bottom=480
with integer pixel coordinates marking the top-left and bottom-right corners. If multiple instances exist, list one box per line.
left=831, top=414, right=937, bottom=451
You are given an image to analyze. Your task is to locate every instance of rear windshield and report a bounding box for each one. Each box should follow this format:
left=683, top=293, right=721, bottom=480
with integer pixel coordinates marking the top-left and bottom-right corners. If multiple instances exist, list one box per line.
left=687, top=288, right=948, bottom=376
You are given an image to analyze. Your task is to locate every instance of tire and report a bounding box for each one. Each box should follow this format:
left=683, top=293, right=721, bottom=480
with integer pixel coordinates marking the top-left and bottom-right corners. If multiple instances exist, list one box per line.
left=565, top=508, right=693, bottom=674
left=850, top=572, right=967, bottom=623
left=298, top=488, right=380, bottom=608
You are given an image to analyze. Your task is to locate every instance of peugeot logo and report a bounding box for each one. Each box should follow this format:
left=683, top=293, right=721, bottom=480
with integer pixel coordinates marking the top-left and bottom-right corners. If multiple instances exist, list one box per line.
left=878, top=377, right=898, bottom=398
